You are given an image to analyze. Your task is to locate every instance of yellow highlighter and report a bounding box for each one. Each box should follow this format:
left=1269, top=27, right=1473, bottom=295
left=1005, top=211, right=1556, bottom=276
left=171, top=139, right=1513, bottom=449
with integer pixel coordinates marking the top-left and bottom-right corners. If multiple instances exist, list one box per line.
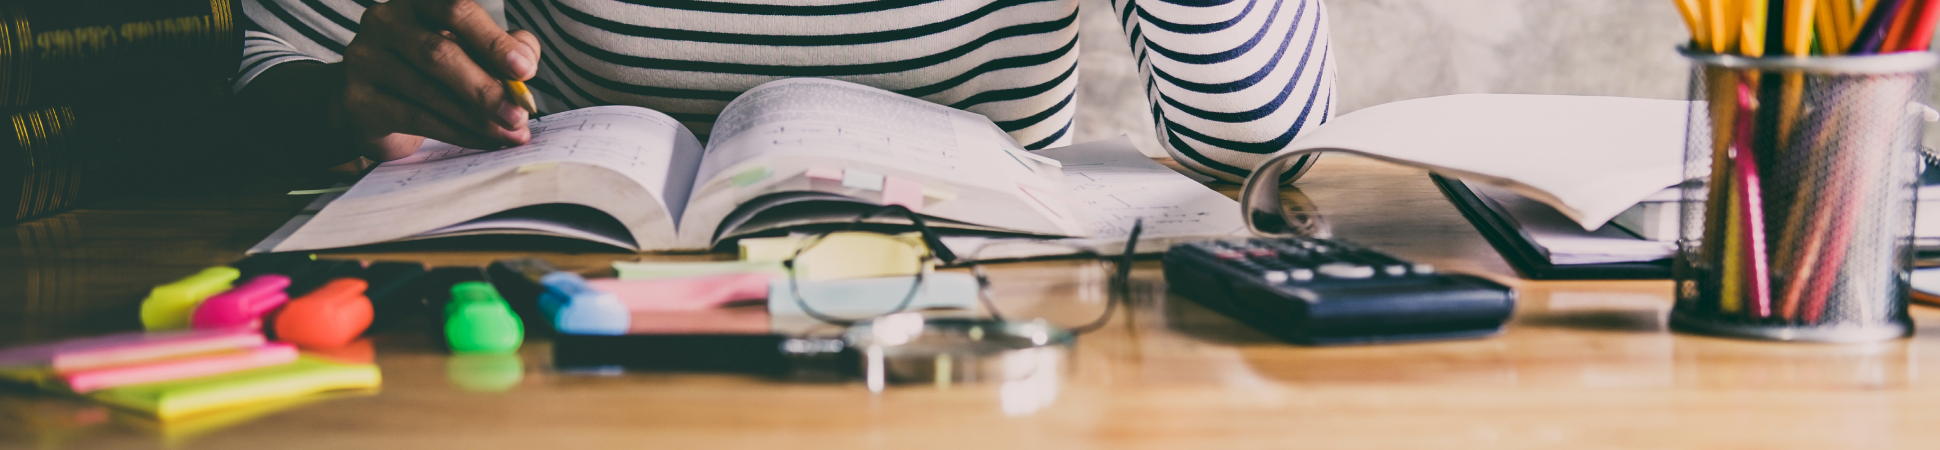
left=141, top=267, right=243, bottom=330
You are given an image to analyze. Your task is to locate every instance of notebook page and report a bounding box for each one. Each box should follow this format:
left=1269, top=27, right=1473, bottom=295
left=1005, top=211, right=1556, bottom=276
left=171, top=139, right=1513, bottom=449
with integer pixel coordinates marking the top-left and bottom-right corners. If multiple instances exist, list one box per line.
left=1270, top=94, right=1688, bottom=230
left=1034, top=137, right=1245, bottom=240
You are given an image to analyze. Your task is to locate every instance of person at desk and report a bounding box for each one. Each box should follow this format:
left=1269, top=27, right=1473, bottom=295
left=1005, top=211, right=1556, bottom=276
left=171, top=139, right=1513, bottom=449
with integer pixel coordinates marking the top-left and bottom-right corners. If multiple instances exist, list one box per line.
left=233, top=0, right=1336, bottom=183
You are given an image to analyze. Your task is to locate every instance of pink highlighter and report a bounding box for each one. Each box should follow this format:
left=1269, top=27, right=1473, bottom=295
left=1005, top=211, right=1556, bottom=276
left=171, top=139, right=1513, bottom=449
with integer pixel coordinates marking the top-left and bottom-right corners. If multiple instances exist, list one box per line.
left=63, top=343, right=298, bottom=393
left=191, top=275, right=293, bottom=330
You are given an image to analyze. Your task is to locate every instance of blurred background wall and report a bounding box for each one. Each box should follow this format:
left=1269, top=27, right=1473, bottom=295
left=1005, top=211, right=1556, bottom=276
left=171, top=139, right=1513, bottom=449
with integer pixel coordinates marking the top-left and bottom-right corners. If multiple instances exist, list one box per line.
left=1077, top=0, right=1706, bottom=158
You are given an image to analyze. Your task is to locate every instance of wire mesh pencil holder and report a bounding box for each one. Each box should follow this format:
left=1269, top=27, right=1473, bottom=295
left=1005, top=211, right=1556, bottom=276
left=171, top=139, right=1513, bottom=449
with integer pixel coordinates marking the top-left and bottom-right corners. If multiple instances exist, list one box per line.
left=1670, top=48, right=1936, bottom=343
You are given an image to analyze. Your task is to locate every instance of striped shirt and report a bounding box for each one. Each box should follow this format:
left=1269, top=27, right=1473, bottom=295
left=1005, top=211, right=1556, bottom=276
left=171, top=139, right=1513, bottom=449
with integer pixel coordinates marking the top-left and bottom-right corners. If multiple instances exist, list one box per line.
left=237, top=0, right=1334, bottom=182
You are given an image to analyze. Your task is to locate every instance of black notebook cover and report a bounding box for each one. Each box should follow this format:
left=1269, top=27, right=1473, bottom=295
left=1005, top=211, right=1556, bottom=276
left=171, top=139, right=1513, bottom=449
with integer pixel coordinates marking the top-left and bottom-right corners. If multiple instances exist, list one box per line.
left=1430, top=174, right=1672, bottom=280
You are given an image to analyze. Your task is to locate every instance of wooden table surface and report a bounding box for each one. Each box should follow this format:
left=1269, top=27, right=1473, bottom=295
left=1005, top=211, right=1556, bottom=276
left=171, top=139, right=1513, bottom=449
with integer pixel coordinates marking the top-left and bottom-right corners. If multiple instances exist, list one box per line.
left=6, top=155, right=1940, bottom=449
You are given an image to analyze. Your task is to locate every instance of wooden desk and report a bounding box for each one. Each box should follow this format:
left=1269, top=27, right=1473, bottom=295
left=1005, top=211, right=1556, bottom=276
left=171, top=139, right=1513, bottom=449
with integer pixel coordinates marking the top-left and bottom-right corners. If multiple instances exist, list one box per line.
left=6, top=155, right=1940, bottom=449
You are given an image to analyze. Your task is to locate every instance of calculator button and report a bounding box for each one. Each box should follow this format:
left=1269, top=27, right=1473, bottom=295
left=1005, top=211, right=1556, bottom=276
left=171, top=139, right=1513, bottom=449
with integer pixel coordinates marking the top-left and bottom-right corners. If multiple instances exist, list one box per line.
left=1317, top=263, right=1375, bottom=279
left=1382, top=265, right=1408, bottom=276
left=1262, top=271, right=1289, bottom=284
left=1288, top=269, right=1315, bottom=282
left=1412, top=263, right=1436, bottom=274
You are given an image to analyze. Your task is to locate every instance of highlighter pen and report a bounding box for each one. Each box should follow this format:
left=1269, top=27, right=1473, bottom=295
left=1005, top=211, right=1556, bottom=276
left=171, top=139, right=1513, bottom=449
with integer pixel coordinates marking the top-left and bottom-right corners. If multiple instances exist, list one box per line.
left=141, top=267, right=242, bottom=331
left=192, top=275, right=293, bottom=330
left=274, top=278, right=374, bottom=349
left=494, top=259, right=629, bottom=335
left=446, top=281, right=524, bottom=354
left=504, top=79, right=537, bottom=115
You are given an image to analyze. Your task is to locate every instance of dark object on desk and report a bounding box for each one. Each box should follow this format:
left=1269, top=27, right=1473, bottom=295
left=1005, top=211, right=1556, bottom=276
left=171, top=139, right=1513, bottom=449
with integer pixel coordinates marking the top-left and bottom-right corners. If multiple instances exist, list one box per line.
left=1162, top=237, right=1515, bottom=345
left=284, top=259, right=365, bottom=297
left=361, top=262, right=430, bottom=333
left=1432, top=175, right=1674, bottom=280
left=552, top=334, right=854, bottom=380
left=485, top=260, right=558, bottom=335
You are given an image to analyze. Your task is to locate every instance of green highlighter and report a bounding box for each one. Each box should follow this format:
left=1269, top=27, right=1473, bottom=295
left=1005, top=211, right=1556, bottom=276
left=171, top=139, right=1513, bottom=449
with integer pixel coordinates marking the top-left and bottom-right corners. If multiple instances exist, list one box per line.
left=445, top=282, right=524, bottom=354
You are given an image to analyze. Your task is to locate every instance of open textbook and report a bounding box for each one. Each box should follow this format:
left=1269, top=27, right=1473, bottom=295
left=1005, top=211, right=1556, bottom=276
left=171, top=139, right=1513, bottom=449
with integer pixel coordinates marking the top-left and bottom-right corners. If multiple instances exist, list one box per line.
left=261, top=78, right=1245, bottom=254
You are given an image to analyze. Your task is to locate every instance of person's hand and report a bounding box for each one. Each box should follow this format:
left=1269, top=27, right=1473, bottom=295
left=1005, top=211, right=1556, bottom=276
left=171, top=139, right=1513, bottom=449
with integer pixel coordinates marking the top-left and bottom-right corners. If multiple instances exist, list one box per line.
left=336, top=0, right=541, bottom=161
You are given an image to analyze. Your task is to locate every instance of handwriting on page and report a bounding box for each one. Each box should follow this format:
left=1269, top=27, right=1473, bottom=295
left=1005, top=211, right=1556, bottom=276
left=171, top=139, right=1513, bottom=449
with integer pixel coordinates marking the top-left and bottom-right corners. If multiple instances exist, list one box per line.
left=339, top=107, right=683, bottom=202
left=1060, top=154, right=1242, bottom=239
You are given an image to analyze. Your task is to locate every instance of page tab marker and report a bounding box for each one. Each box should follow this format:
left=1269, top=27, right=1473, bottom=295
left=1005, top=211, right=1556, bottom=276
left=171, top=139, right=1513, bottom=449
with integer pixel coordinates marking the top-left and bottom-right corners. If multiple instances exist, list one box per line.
left=882, top=177, right=924, bottom=212
left=805, top=167, right=843, bottom=181
left=842, top=169, right=884, bottom=191
left=730, top=167, right=771, bottom=187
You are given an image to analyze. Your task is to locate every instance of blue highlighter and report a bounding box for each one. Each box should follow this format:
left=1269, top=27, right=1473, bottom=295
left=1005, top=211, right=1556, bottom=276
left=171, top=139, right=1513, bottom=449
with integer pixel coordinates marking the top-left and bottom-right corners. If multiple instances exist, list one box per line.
left=496, top=259, right=629, bottom=335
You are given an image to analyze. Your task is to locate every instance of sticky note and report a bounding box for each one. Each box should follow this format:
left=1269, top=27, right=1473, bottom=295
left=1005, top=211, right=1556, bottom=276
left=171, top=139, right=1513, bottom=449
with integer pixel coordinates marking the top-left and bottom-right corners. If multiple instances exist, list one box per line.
left=805, top=166, right=843, bottom=181
left=881, top=177, right=924, bottom=212
left=729, top=167, right=771, bottom=187
left=842, top=169, right=885, bottom=191
left=767, top=273, right=981, bottom=335
left=613, top=260, right=786, bottom=280
left=922, top=186, right=958, bottom=201
left=587, top=273, right=772, bottom=312
left=737, top=232, right=929, bottom=281
left=516, top=162, right=558, bottom=173
left=88, top=356, right=379, bottom=421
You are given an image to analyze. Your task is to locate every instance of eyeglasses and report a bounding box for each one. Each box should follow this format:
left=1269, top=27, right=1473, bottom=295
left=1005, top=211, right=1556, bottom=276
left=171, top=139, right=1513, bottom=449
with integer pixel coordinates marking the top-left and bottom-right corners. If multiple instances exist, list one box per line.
left=780, top=204, right=1143, bottom=335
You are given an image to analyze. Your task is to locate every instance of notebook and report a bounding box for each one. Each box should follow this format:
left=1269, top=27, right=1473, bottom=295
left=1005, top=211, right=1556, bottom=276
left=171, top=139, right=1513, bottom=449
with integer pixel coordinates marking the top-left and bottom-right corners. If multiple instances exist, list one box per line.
left=261, top=78, right=1088, bottom=253
left=1437, top=158, right=1940, bottom=280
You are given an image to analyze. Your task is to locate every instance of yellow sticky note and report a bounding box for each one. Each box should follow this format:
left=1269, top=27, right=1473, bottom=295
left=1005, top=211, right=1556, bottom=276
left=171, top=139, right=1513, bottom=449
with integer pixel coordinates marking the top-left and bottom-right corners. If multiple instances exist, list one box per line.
left=89, top=356, right=380, bottom=421
left=613, top=260, right=787, bottom=280
left=738, top=232, right=930, bottom=281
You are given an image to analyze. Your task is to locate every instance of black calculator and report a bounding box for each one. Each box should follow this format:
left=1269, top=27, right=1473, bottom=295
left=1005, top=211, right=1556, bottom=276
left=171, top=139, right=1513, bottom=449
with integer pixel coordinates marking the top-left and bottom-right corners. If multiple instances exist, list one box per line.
left=1162, top=237, right=1515, bottom=345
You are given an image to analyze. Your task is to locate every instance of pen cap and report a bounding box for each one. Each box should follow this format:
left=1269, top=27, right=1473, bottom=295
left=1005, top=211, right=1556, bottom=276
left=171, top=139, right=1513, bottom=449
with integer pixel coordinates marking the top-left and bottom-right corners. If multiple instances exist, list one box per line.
left=274, top=278, right=374, bottom=349
left=446, top=282, right=524, bottom=354
left=141, top=266, right=242, bottom=330
left=362, top=262, right=430, bottom=334
left=191, top=275, right=292, bottom=330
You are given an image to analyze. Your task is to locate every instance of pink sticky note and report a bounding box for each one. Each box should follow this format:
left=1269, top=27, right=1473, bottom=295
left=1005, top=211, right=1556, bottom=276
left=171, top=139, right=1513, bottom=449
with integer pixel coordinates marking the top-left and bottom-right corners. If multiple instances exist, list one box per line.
left=585, top=272, right=774, bottom=312
left=882, top=177, right=924, bottom=212
left=64, top=343, right=298, bottom=393
left=805, top=167, right=843, bottom=181
left=50, top=329, right=266, bottom=373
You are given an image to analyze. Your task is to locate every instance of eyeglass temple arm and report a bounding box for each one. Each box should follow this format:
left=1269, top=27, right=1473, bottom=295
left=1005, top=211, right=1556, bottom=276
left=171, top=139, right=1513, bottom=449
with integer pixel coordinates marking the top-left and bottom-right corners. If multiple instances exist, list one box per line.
left=857, top=204, right=958, bottom=263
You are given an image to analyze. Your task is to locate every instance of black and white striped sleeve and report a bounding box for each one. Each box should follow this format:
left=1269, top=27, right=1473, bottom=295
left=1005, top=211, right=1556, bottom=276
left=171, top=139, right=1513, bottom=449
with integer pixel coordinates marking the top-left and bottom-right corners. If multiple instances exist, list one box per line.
left=234, top=0, right=365, bottom=93
left=1113, top=0, right=1335, bottom=183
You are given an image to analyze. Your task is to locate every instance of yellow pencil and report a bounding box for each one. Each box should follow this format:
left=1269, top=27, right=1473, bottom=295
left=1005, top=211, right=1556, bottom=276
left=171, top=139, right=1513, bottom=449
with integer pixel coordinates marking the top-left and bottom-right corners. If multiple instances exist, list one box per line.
left=502, top=79, right=537, bottom=115
left=1709, top=0, right=1743, bottom=52
left=1744, top=0, right=1770, bottom=56
left=1786, top=0, right=1818, bottom=56
left=1677, top=0, right=1712, bottom=48
left=1817, top=0, right=1845, bottom=54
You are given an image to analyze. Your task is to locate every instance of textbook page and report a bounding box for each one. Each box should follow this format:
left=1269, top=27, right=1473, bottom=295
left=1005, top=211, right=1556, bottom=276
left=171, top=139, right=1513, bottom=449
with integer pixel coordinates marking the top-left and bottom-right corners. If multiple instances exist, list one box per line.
left=273, top=106, right=704, bottom=252
left=1270, top=94, right=1688, bottom=230
left=675, top=78, right=1086, bottom=247
left=694, top=78, right=1061, bottom=192
left=348, top=106, right=705, bottom=221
